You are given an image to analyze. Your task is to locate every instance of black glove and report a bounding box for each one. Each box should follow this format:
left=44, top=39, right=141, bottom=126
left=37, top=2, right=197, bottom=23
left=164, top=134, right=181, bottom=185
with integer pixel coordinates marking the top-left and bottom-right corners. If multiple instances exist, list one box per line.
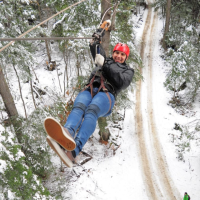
left=92, top=28, right=105, bottom=43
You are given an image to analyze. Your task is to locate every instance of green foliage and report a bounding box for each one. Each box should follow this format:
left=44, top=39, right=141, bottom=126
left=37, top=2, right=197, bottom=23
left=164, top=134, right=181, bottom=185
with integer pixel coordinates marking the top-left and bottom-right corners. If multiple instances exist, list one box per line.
left=155, top=0, right=200, bottom=49
left=171, top=0, right=200, bottom=26
left=76, top=75, right=88, bottom=91
left=164, top=41, right=200, bottom=104
left=157, top=0, right=200, bottom=107
left=111, top=1, right=135, bottom=45
left=21, top=115, right=53, bottom=177
left=154, top=0, right=166, bottom=9
left=0, top=0, right=41, bottom=82
left=113, top=0, right=136, bottom=41
left=115, top=88, right=133, bottom=111
left=105, top=87, right=133, bottom=126
left=153, top=0, right=200, bottom=159
left=0, top=128, right=51, bottom=199
left=52, top=23, right=64, bottom=37
left=49, top=0, right=99, bottom=37
left=0, top=93, right=73, bottom=198
left=127, top=48, right=143, bottom=84
left=20, top=96, right=70, bottom=177
left=171, top=120, right=200, bottom=161
left=98, top=117, right=108, bottom=134
left=11, top=93, right=73, bottom=198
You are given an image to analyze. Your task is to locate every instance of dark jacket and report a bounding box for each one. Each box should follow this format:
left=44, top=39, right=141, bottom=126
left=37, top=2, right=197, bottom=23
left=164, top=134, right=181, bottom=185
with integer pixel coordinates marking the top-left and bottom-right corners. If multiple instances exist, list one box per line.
left=88, top=41, right=134, bottom=98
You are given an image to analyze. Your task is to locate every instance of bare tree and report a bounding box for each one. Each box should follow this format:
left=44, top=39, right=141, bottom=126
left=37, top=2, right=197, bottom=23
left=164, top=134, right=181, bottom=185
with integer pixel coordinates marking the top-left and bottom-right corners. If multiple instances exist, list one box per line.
left=98, top=0, right=113, bottom=141
left=101, top=0, right=112, bottom=56
left=13, top=65, right=28, bottom=119
left=0, top=65, right=23, bottom=142
left=0, top=65, right=18, bottom=117
left=45, top=39, right=52, bottom=63
left=163, top=0, right=171, bottom=50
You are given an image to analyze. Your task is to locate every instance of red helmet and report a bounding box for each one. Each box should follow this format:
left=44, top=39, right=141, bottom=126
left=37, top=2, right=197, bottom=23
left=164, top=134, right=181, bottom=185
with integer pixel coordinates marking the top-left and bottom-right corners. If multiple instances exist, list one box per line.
left=113, top=43, right=130, bottom=58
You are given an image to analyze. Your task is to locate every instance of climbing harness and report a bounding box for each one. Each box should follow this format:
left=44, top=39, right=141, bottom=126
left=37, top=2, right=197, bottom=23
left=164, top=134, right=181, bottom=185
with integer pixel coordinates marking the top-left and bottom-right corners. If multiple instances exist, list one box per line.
left=83, top=70, right=112, bottom=114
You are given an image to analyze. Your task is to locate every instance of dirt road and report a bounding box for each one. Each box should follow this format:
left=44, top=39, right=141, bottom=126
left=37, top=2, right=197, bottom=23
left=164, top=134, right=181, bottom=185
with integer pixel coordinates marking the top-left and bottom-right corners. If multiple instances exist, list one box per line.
left=135, top=1, right=181, bottom=199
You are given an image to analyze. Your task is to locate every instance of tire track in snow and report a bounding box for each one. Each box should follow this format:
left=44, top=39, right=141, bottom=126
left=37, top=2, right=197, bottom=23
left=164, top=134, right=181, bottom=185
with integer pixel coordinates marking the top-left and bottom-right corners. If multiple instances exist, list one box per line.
left=135, top=2, right=181, bottom=199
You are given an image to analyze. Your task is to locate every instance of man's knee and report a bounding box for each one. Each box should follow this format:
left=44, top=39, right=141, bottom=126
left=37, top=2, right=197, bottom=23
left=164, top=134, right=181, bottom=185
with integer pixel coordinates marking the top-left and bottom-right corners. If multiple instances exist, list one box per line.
left=73, top=102, right=87, bottom=112
left=85, top=104, right=100, bottom=117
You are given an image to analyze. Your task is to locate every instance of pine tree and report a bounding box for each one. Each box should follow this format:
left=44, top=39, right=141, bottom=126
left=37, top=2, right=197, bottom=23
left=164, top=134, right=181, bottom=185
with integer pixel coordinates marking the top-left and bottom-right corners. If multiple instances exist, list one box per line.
left=0, top=125, right=51, bottom=199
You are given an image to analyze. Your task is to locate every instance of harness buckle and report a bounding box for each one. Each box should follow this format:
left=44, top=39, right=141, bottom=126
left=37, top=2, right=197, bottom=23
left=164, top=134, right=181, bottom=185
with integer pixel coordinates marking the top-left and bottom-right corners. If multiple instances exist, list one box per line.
left=102, top=88, right=108, bottom=92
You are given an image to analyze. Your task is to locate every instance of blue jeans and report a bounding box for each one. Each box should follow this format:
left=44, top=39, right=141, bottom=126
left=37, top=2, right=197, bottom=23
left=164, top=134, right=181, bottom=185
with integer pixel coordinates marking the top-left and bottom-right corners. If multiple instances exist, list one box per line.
left=64, top=88, right=115, bottom=157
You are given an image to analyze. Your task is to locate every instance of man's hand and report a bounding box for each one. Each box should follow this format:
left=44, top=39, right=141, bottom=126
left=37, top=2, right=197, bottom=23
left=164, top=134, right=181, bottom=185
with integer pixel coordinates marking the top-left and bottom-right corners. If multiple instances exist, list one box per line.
left=92, top=29, right=103, bottom=43
left=92, top=20, right=112, bottom=43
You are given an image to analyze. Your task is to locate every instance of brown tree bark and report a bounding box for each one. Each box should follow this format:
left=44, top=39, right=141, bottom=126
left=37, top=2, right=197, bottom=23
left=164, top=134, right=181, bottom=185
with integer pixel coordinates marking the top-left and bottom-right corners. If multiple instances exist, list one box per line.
left=163, top=0, right=171, bottom=50
left=45, top=39, right=51, bottom=63
left=0, top=65, right=18, bottom=117
left=97, top=0, right=113, bottom=141
left=101, top=0, right=112, bottom=56
left=110, top=2, right=119, bottom=32
left=0, top=65, right=22, bottom=142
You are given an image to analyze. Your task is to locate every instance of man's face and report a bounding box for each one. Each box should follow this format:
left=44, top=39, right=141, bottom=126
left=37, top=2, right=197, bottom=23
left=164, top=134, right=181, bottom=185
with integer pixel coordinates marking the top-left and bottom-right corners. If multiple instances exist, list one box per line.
left=112, top=50, right=127, bottom=63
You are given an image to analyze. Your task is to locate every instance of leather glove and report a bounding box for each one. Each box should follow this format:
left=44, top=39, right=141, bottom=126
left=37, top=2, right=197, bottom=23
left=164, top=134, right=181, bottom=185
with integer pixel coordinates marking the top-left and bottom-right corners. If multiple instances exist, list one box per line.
left=92, top=20, right=111, bottom=43
left=92, top=28, right=104, bottom=43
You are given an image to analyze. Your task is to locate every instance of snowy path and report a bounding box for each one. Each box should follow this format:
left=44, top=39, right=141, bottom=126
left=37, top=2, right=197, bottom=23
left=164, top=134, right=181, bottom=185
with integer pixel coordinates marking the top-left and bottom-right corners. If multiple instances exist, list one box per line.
left=135, top=2, right=181, bottom=199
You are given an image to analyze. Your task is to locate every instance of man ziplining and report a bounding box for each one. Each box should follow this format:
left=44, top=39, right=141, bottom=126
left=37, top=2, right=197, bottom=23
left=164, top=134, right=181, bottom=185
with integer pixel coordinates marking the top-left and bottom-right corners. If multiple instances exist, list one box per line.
left=44, top=20, right=134, bottom=167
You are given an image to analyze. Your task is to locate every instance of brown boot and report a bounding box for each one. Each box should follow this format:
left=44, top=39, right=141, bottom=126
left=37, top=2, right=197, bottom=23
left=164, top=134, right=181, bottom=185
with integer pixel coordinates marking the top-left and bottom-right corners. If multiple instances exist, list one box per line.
left=46, top=136, right=73, bottom=168
left=44, top=117, right=76, bottom=151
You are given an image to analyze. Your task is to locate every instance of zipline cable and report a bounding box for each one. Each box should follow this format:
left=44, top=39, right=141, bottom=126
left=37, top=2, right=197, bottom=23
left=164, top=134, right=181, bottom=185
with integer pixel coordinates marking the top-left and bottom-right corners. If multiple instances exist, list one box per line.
left=99, top=1, right=121, bottom=29
left=99, top=7, right=112, bottom=26
left=0, top=0, right=87, bottom=53
left=0, top=37, right=93, bottom=42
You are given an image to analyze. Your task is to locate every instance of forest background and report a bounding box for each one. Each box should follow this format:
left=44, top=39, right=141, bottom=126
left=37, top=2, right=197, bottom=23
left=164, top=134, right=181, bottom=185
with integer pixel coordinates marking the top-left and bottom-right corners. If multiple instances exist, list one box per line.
left=0, top=0, right=200, bottom=199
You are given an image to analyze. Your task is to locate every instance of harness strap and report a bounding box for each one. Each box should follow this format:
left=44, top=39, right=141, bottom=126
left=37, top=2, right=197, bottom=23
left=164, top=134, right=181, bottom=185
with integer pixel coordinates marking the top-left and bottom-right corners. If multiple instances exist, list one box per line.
left=83, top=72, right=112, bottom=114
left=82, top=73, right=96, bottom=97
left=98, top=75, right=112, bottom=114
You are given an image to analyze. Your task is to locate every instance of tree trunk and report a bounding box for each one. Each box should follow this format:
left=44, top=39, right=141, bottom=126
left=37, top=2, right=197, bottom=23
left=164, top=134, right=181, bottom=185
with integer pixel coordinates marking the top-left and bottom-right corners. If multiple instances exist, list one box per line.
left=36, top=0, right=42, bottom=21
left=163, top=0, right=171, bottom=50
left=101, top=0, right=111, bottom=56
left=45, top=39, right=51, bottom=63
left=0, top=65, right=23, bottom=142
left=110, top=2, right=119, bottom=32
left=13, top=65, right=27, bottom=119
left=0, top=65, right=18, bottom=117
left=97, top=0, right=112, bottom=141
left=98, top=117, right=110, bottom=141
left=30, top=79, right=37, bottom=109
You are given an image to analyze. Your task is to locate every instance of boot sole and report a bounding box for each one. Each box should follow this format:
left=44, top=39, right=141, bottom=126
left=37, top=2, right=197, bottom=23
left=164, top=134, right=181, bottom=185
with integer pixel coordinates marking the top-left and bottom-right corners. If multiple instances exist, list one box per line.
left=46, top=136, right=73, bottom=168
left=44, top=117, right=76, bottom=151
